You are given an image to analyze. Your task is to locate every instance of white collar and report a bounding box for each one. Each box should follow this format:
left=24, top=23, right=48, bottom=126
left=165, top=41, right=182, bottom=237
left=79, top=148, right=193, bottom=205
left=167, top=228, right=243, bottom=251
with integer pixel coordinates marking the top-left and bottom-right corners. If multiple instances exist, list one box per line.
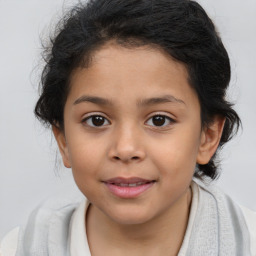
left=70, top=199, right=91, bottom=256
left=69, top=182, right=200, bottom=256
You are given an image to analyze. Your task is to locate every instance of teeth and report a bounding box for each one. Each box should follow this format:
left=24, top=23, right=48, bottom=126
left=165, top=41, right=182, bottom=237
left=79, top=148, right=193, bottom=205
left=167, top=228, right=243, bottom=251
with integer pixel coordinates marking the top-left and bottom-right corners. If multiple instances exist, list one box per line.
left=115, top=182, right=148, bottom=187
left=128, top=183, right=137, bottom=187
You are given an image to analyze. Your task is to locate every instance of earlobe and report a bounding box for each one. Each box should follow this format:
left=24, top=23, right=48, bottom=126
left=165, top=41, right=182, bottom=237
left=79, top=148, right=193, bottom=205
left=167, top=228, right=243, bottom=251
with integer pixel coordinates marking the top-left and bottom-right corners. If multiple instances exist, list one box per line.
left=197, top=116, right=226, bottom=165
left=52, top=125, right=71, bottom=168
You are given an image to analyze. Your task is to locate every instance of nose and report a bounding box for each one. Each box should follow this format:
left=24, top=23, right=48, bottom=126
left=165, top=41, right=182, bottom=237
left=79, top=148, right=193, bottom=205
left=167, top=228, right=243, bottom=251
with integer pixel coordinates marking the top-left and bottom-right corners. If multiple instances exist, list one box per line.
left=108, top=125, right=146, bottom=163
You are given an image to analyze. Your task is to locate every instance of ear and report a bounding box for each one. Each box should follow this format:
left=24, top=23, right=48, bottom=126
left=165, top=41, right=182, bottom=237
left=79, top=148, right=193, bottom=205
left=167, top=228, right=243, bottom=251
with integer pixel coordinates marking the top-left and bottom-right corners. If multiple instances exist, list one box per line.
left=197, top=116, right=225, bottom=165
left=52, top=125, right=71, bottom=168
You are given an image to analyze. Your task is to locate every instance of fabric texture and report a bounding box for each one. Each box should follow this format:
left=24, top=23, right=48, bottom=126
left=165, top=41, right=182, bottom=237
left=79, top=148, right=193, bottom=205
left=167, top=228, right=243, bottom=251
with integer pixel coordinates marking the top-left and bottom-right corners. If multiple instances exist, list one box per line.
left=15, top=198, right=81, bottom=256
left=186, top=182, right=251, bottom=255
left=1, top=181, right=254, bottom=256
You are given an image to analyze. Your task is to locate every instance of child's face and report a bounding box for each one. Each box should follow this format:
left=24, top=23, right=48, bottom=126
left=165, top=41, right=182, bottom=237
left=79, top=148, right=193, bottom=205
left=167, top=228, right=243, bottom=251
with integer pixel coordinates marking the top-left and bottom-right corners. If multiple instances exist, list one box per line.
left=55, top=44, right=208, bottom=224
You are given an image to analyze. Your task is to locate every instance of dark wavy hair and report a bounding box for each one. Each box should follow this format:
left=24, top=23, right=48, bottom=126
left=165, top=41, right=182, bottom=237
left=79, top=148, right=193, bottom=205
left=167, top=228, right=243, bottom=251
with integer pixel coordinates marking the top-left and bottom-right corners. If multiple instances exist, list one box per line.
left=35, top=0, right=241, bottom=180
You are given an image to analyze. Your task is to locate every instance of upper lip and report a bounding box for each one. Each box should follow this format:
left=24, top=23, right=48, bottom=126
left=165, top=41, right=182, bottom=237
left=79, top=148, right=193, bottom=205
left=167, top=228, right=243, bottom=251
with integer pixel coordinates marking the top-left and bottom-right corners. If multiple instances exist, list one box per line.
left=103, top=177, right=155, bottom=184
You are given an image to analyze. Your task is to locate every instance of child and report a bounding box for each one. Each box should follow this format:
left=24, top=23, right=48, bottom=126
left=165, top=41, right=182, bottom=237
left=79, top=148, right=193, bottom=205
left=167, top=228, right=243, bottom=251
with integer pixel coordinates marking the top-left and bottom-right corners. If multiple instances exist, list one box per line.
left=1, top=0, right=255, bottom=255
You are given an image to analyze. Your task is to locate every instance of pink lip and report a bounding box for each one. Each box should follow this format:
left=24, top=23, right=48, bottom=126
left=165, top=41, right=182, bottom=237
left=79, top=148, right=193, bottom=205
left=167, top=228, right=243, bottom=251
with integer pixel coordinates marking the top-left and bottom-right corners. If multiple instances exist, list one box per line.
left=103, top=177, right=156, bottom=198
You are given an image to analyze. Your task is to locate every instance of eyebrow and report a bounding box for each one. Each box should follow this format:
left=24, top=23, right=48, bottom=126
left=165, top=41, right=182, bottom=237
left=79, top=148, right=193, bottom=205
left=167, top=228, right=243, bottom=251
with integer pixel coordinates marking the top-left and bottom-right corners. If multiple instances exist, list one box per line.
left=73, top=95, right=112, bottom=106
left=137, top=95, right=185, bottom=107
left=73, top=94, right=185, bottom=106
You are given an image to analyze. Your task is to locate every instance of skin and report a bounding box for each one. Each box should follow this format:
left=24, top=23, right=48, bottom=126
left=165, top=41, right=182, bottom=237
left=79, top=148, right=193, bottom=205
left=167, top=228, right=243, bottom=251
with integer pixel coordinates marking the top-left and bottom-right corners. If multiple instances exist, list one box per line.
left=53, top=43, right=225, bottom=255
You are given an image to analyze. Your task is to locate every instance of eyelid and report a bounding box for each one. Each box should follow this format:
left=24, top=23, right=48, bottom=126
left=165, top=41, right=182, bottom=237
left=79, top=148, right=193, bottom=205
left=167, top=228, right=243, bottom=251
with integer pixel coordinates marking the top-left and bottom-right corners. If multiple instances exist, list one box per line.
left=81, top=112, right=111, bottom=127
left=81, top=111, right=110, bottom=120
left=146, top=111, right=176, bottom=121
left=145, top=112, right=176, bottom=128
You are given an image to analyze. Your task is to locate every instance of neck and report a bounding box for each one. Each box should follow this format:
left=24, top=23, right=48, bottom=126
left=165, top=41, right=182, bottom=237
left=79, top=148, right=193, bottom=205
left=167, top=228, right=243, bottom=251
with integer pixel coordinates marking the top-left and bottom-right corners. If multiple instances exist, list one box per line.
left=86, top=186, right=192, bottom=256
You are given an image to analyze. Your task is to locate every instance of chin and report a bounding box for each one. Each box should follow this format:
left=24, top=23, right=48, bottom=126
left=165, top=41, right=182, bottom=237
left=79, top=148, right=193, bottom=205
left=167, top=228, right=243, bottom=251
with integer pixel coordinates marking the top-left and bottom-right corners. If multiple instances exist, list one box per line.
left=112, top=215, right=152, bottom=226
left=107, top=206, right=155, bottom=225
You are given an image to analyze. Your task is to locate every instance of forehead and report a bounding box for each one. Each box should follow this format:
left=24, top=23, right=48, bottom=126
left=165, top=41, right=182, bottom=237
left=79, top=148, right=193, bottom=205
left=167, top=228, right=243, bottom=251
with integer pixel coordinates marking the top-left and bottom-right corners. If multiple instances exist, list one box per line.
left=68, top=44, right=199, bottom=109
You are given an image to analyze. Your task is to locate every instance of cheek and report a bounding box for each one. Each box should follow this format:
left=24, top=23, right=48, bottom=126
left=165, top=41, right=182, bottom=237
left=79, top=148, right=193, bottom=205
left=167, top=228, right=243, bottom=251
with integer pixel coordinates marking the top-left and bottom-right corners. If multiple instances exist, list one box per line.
left=69, top=147, right=104, bottom=200
left=150, top=129, right=201, bottom=177
left=66, top=138, right=105, bottom=185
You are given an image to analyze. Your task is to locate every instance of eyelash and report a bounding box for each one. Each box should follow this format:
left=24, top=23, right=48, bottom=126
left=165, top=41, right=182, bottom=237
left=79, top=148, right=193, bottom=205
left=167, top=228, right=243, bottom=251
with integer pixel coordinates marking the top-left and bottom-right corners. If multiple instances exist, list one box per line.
left=145, top=114, right=175, bottom=128
left=82, top=114, right=175, bottom=128
left=82, top=114, right=110, bottom=127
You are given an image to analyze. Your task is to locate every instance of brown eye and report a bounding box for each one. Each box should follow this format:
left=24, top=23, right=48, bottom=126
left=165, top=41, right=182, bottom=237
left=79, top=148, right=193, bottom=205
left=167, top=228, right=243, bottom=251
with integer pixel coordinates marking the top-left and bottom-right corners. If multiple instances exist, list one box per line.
left=146, top=115, right=174, bottom=127
left=152, top=116, right=165, bottom=126
left=83, top=115, right=110, bottom=127
left=92, top=116, right=105, bottom=126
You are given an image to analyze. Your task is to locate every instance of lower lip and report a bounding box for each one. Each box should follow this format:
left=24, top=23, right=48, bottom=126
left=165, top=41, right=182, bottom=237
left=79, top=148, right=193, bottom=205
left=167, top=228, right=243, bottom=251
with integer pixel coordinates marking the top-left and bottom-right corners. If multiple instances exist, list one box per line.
left=104, top=182, right=155, bottom=198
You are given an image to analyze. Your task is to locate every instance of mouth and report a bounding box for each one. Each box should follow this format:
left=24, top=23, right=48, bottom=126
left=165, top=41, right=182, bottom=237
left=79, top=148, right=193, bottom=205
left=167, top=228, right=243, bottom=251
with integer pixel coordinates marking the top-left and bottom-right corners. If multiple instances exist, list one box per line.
left=103, top=177, right=156, bottom=198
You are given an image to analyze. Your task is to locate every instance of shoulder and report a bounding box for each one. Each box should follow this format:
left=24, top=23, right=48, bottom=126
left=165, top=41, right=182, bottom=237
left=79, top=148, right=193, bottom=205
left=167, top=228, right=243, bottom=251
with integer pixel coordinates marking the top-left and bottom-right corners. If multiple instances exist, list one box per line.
left=194, top=180, right=256, bottom=255
left=239, top=205, right=256, bottom=255
left=0, top=196, right=83, bottom=256
left=24, top=196, right=81, bottom=231
left=0, top=227, right=19, bottom=256
left=240, top=204, right=256, bottom=229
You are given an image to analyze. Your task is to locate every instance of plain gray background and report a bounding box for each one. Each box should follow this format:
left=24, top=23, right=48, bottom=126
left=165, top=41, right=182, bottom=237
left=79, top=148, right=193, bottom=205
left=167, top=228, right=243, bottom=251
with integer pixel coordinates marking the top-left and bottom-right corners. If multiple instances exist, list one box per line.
left=0, top=0, right=255, bottom=239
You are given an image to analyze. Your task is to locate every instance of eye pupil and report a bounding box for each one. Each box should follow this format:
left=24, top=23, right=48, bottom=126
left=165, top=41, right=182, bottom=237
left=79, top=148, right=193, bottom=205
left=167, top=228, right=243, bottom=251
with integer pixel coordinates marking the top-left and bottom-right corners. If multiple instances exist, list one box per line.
left=152, top=115, right=165, bottom=126
left=92, top=116, right=105, bottom=126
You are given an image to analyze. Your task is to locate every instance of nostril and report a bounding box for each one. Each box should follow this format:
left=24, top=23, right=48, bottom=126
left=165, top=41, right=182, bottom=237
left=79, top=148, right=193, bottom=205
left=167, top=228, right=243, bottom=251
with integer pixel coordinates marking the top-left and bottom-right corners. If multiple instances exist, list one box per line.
left=112, top=155, right=140, bottom=161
